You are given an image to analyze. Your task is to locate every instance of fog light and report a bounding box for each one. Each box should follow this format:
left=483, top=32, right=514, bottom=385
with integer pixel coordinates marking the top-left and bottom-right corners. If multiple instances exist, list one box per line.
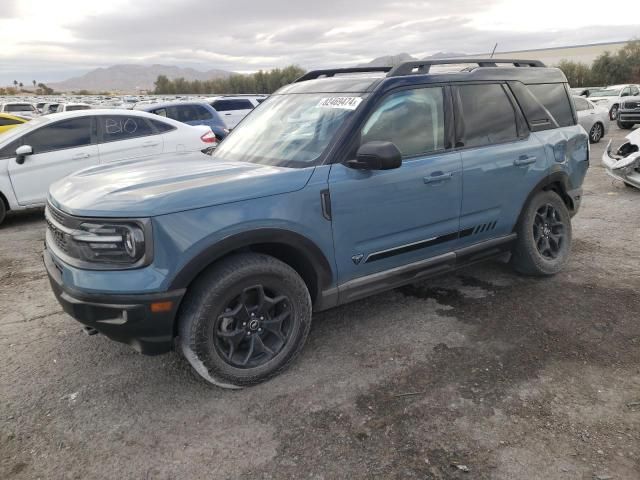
left=151, top=301, right=174, bottom=313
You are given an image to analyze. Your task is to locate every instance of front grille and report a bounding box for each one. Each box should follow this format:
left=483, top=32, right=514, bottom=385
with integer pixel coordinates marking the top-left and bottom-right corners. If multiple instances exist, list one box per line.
left=46, top=217, right=69, bottom=252
left=623, top=101, right=639, bottom=110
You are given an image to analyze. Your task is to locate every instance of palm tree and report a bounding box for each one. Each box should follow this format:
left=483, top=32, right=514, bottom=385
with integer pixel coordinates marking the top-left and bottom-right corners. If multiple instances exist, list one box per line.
left=18, top=82, right=23, bottom=89
left=13, top=80, right=17, bottom=88
left=32, top=80, right=36, bottom=88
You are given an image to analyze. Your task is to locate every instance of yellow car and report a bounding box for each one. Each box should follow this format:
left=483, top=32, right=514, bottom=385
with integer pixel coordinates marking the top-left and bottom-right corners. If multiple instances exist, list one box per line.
left=0, top=113, right=28, bottom=134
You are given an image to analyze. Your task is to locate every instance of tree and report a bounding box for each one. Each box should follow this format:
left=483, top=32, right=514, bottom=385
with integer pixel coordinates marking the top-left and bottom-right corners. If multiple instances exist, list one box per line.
left=18, top=82, right=23, bottom=89
left=153, top=65, right=306, bottom=94
left=32, top=80, right=36, bottom=88
left=13, top=80, right=17, bottom=88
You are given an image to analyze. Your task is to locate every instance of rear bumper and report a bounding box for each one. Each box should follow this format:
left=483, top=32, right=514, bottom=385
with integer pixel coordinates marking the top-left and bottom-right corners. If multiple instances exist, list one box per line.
left=44, top=249, right=185, bottom=355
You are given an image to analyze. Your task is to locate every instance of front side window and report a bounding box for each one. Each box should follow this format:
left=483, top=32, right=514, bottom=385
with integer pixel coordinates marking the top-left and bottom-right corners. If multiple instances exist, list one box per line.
left=456, top=84, right=518, bottom=148
left=631, top=86, right=640, bottom=96
left=212, top=93, right=361, bottom=167
left=361, top=87, right=445, bottom=157
left=622, top=87, right=631, bottom=97
left=23, top=118, right=93, bottom=153
left=99, top=115, right=155, bottom=143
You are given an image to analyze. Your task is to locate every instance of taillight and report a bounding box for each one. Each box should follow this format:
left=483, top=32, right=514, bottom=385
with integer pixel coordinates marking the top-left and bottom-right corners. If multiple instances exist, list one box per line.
left=200, top=130, right=217, bottom=144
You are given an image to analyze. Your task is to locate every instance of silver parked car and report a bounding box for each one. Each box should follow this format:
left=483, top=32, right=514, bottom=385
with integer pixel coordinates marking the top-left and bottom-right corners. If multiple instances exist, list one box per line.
left=602, top=128, right=640, bottom=189
left=573, top=96, right=608, bottom=144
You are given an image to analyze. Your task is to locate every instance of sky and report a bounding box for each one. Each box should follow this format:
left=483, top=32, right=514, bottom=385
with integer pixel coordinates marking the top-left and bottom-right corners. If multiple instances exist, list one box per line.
left=0, top=0, right=638, bottom=85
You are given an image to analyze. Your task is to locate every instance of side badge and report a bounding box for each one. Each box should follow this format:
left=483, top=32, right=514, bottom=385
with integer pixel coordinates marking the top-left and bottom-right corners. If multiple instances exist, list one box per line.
left=352, top=254, right=364, bottom=265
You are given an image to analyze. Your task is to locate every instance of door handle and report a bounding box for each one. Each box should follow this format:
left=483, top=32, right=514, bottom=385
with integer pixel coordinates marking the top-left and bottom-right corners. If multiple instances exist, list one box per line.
left=224, top=113, right=232, bottom=116
left=423, top=172, right=454, bottom=184
left=142, top=141, right=159, bottom=147
left=513, top=155, right=536, bottom=166
left=72, top=153, right=90, bottom=160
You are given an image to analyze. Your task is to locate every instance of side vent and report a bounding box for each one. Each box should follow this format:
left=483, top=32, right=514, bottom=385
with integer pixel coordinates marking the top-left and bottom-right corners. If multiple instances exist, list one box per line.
left=472, top=221, right=497, bottom=235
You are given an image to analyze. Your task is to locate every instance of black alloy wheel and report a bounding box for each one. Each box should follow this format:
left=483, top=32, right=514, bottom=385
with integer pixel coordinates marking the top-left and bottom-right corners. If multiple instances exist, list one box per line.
left=214, top=284, right=292, bottom=368
left=533, top=203, right=565, bottom=260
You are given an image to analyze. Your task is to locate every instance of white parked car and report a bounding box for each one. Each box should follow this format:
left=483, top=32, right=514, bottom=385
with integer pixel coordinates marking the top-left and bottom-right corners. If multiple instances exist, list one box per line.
left=205, top=95, right=266, bottom=129
left=573, top=96, right=609, bottom=144
left=55, top=103, right=92, bottom=113
left=0, top=109, right=216, bottom=225
left=588, top=84, right=640, bottom=120
left=0, top=102, right=39, bottom=119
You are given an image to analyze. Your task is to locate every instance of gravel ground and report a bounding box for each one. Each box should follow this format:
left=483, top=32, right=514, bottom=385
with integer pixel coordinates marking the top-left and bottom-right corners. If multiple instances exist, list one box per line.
left=1, top=124, right=639, bottom=480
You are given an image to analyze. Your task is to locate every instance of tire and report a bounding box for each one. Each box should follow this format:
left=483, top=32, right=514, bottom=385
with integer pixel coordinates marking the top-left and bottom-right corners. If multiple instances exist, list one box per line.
left=0, top=199, right=5, bottom=226
left=616, top=120, right=633, bottom=129
left=610, top=104, right=619, bottom=120
left=178, top=252, right=312, bottom=388
left=511, top=190, right=572, bottom=276
left=588, top=122, right=604, bottom=143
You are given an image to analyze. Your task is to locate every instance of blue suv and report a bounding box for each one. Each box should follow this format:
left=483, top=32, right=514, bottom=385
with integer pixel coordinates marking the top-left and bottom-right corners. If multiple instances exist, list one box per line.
left=135, top=100, right=230, bottom=142
left=44, top=59, right=589, bottom=388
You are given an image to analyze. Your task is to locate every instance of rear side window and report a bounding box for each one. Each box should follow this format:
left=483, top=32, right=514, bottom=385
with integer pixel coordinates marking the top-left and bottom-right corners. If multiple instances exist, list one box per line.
left=456, top=84, right=518, bottom=148
left=99, top=115, right=155, bottom=143
left=573, top=97, right=591, bottom=112
left=211, top=99, right=254, bottom=111
left=23, top=118, right=93, bottom=153
left=361, top=87, right=445, bottom=157
left=149, top=119, right=175, bottom=133
left=527, top=84, right=575, bottom=127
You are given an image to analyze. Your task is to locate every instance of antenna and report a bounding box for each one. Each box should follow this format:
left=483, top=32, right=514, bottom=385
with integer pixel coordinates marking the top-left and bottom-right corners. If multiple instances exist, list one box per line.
left=490, top=43, right=498, bottom=59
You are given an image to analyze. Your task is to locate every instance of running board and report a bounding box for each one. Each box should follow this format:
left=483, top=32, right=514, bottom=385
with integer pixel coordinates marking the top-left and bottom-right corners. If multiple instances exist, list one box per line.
left=338, top=233, right=516, bottom=304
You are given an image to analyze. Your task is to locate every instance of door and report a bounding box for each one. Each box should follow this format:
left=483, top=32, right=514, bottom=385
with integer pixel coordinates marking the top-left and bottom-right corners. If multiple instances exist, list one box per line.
left=572, top=96, right=594, bottom=136
left=329, top=86, right=462, bottom=286
left=7, top=117, right=98, bottom=206
left=453, top=83, right=548, bottom=245
left=97, top=114, right=163, bottom=163
left=210, top=99, right=255, bottom=128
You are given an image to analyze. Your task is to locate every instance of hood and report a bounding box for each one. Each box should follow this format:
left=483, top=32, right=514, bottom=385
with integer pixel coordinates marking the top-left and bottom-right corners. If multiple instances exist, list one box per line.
left=48, top=152, right=314, bottom=217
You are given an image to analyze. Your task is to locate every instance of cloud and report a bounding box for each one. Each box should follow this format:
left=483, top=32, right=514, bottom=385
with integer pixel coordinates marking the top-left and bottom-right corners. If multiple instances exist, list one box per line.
left=0, top=0, right=638, bottom=84
left=0, top=0, right=18, bottom=18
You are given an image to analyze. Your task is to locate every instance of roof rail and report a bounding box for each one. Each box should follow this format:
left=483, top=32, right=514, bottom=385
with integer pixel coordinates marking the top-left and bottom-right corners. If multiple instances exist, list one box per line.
left=387, top=58, right=546, bottom=77
left=294, top=67, right=393, bottom=83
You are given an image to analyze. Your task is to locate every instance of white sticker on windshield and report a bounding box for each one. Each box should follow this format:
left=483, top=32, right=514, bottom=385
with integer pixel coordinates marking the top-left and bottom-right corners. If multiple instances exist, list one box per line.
left=316, top=97, right=362, bottom=110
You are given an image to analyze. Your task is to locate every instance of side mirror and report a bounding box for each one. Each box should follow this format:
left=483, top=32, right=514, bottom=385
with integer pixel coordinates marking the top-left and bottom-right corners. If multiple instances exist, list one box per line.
left=347, top=141, right=402, bottom=170
left=15, top=145, right=33, bottom=165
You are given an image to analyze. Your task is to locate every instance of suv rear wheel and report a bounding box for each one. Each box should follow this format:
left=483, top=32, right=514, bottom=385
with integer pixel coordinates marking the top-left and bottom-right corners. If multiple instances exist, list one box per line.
left=511, top=190, right=572, bottom=276
left=178, top=253, right=312, bottom=388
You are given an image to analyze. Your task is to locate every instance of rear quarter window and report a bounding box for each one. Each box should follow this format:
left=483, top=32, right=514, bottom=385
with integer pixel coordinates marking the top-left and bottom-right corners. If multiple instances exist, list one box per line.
left=526, top=83, right=575, bottom=127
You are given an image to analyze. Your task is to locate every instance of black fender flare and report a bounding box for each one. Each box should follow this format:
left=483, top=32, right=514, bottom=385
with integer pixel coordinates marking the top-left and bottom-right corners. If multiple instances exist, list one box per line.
left=167, top=228, right=335, bottom=297
left=515, top=171, right=574, bottom=227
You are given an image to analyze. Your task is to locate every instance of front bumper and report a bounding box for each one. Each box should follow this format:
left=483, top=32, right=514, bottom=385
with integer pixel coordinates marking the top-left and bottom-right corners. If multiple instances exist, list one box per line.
left=602, top=141, right=640, bottom=189
left=618, top=111, right=640, bottom=124
left=44, top=248, right=185, bottom=355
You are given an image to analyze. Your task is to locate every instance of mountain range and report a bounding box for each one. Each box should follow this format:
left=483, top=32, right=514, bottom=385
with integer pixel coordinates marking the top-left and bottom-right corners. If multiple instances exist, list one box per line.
left=47, top=52, right=469, bottom=92
left=49, top=64, right=232, bottom=92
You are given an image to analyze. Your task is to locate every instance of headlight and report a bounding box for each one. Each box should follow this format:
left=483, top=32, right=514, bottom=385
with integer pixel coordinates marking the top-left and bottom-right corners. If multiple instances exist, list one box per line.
left=45, top=204, right=153, bottom=269
left=72, top=222, right=146, bottom=264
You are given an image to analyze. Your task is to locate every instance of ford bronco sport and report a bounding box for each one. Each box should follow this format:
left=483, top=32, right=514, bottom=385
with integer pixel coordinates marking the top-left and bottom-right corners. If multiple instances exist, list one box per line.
left=44, top=59, right=589, bottom=388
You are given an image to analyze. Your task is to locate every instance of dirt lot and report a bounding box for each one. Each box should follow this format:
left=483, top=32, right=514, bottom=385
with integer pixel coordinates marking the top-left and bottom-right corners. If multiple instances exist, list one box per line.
left=1, top=124, right=639, bottom=480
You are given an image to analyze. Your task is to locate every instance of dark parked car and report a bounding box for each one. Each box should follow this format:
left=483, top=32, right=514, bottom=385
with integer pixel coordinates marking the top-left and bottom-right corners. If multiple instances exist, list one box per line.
left=135, top=101, right=229, bottom=142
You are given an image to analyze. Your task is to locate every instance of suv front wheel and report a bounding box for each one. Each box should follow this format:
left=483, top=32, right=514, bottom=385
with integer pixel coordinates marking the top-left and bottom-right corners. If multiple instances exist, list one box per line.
left=178, top=253, right=312, bottom=388
left=511, top=190, right=572, bottom=276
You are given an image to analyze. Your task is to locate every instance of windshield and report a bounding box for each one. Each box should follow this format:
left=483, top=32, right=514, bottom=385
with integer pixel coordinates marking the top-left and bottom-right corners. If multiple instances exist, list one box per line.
left=6, top=104, right=33, bottom=112
left=212, top=93, right=364, bottom=167
left=591, top=88, right=621, bottom=97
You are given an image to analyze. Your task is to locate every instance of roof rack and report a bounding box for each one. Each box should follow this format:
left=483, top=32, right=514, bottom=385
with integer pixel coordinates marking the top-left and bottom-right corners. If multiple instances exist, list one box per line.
left=294, top=66, right=393, bottom=83
left=387, top=58, right=545, bottom=77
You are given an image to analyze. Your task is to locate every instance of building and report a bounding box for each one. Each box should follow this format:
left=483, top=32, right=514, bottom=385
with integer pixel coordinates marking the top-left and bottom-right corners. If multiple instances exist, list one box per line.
left=469, top=40, right=629, bottom=66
